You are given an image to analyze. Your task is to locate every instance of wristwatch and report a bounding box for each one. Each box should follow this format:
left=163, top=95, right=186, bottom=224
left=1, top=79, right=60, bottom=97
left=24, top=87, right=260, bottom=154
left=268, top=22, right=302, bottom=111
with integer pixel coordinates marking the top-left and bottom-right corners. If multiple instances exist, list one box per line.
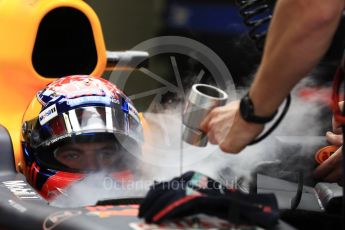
left=239, top=93, right=277, bottom=124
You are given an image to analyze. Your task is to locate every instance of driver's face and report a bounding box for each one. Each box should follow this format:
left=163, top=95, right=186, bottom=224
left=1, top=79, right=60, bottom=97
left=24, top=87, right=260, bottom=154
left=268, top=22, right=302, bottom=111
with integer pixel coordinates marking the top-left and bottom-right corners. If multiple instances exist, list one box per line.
left=54, top=142, right=121, bottom=171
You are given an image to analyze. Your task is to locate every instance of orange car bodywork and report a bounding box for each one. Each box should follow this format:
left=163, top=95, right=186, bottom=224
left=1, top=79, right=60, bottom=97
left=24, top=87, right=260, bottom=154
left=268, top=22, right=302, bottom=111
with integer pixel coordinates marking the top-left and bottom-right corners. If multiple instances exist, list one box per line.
left=0, top=0, right=107, bottom=171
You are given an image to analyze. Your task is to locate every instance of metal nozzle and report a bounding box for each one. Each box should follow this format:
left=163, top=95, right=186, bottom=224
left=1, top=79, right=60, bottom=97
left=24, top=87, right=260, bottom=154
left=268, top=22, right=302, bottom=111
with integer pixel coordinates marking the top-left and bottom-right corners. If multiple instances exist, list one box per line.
left=182, top=84, right=228, bottom=147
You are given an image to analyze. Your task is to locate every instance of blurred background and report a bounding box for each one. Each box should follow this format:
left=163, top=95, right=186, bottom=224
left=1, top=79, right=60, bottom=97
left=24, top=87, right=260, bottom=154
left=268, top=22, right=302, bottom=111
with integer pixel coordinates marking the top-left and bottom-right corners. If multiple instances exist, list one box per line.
left=85, top=0, right=345, bottom=135
left=85, top=0, right=262, bottom=116
left=86, top=0, right=260, bottom=87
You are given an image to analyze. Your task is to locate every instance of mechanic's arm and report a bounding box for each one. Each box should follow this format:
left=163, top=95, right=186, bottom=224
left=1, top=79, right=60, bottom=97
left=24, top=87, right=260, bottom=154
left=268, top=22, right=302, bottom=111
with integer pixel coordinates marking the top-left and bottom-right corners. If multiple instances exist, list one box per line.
left=250, top=0, right=344, bottom=116
left=202, top=0, right=345, bottom=153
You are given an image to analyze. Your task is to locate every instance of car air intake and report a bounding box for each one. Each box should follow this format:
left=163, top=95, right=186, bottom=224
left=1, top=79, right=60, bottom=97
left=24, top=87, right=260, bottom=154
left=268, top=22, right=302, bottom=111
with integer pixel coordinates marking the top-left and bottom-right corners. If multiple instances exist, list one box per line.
left=32, top=7, right=98, bottom=78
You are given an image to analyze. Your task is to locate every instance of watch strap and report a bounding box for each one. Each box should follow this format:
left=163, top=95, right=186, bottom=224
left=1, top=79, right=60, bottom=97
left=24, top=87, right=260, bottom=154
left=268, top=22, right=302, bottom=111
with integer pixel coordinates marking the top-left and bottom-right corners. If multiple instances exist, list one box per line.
left=239, top=93, right=277, bottom=124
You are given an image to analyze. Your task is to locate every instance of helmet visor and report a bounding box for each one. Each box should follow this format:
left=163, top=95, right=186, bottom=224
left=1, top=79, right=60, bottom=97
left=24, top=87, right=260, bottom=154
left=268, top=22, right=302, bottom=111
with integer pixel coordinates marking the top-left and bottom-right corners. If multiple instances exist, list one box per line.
left=30, top=106, right=142, bottom=149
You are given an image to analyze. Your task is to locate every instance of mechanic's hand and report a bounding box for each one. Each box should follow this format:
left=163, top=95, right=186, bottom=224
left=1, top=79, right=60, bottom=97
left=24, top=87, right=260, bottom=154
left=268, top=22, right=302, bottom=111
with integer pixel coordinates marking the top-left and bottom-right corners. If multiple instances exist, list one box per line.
left=326, top=131, right=342, bottom=146
left=201, top=100, right=264, bottom=153
left=314, top=146, right=343, bottom=186
left=313, top=101, right=344, bottom=185
left=200, top=101, right=239, bottom=145
left=332, top=101, right=344, bottom=135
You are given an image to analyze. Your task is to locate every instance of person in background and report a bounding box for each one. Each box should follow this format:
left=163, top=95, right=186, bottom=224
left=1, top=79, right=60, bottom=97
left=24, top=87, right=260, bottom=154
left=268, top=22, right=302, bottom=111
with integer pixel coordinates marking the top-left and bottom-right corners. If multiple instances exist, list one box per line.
left=201, top=0, right=345, bottom=184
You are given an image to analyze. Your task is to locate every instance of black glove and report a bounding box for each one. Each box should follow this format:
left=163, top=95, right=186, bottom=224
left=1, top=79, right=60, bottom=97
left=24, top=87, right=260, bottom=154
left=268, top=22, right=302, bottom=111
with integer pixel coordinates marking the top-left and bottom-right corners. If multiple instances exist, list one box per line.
left=139, top=171, right=279, bottom=229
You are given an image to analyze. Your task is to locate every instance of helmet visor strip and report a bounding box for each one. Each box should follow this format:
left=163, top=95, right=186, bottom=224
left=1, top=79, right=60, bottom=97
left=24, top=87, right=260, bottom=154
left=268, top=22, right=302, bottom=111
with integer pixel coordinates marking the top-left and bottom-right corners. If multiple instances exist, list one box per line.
left=30, top=106, right=142, bottom=149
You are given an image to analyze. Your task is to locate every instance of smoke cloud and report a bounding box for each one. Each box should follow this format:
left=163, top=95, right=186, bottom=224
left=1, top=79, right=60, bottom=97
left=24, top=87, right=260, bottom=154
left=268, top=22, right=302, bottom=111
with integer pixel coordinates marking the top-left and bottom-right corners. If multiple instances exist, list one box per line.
left=50, top=76, right=329, bottom=208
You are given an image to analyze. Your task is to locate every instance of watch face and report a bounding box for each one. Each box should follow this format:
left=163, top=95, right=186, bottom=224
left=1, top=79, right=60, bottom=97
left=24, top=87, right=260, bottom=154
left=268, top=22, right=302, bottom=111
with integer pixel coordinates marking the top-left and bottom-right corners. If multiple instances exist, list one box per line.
left=240, top=95, right=252, bottom=120
left=240, top=94, right=278, bottom=124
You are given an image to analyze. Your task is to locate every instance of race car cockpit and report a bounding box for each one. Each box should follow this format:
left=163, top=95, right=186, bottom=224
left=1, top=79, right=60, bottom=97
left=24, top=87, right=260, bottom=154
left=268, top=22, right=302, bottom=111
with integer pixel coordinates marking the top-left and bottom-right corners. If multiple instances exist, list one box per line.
left=0, top=0, right=343, bottom=229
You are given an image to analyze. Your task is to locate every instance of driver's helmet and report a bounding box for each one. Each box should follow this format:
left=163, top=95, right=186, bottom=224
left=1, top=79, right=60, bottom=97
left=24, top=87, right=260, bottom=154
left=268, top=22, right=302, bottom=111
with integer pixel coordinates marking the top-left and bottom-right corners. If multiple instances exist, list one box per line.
left=20, top=75, right=143, bottom=200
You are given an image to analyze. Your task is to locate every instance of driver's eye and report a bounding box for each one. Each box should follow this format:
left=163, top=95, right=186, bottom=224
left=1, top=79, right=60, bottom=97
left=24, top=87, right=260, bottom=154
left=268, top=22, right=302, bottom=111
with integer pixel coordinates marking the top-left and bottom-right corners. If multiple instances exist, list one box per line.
left=57, top=151, right=81, bottom=161
left=98, top=150, right=115, bottom=160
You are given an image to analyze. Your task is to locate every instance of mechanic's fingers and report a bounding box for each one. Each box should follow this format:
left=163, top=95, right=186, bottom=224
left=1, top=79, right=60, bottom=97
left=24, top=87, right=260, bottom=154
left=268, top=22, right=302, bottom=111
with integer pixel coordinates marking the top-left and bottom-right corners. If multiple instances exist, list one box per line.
left=326, top=131, right=343, bottom=146
left=207, top=122, right=218, bottom=145
left=332, top=101, right=345, bottom=133
left=200, top=109, right=216, bottom=132
left=314, top=147, right=342, bottom=179
left=339, top=101, right=344, bottom=112
left=323, top=167, right=342, bottom=183
left=332, top=116, right=343, bottom=134
left=206, top=126, right=217, bottom=145
left=220, top=129, right=261, bottom=153
left=219, top=114, right=264, bottom=153
left=220, top=138, right=244, bottom=153
left=208, top=133, right=217, bottom=145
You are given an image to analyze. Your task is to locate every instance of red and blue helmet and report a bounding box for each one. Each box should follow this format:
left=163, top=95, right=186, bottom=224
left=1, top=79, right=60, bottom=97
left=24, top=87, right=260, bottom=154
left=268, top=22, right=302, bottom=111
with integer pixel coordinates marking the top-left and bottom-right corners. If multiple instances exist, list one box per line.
left=21, top=75, right=143, bottom=200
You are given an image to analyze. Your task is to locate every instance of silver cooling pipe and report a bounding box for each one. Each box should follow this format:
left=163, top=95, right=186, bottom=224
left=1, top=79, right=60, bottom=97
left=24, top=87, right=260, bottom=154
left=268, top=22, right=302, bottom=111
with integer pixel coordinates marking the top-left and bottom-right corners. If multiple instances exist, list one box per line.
left=182, top=84, right=228, bottom=147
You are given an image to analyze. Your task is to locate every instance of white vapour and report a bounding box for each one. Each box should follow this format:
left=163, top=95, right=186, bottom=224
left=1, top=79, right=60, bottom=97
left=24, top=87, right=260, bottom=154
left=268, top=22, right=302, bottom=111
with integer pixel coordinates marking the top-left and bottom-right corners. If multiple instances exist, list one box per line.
left=50, top=172, right=149, bottom=208
left=50, top=78, right=328, bottom=208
